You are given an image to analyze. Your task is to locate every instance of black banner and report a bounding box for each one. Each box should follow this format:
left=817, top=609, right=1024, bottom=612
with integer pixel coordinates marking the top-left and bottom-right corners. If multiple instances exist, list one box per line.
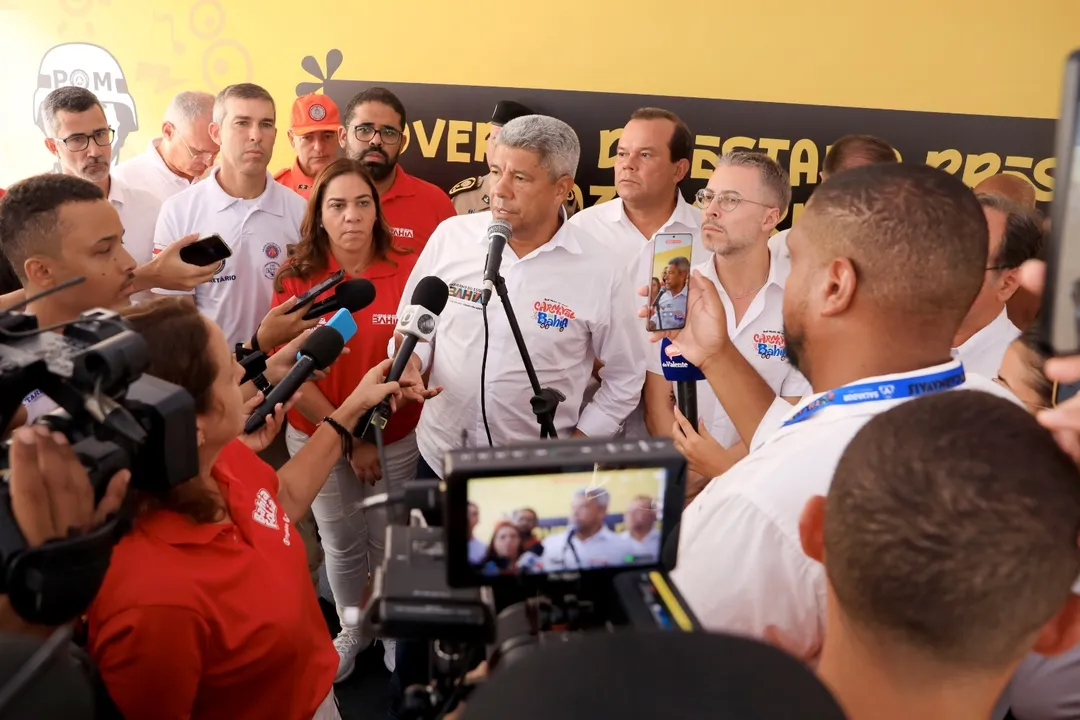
left=304, top=55, right=1055, bottom=227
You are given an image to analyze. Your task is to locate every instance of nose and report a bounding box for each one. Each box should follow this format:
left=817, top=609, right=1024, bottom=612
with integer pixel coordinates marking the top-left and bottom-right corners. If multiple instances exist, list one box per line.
left=492, top=170, right=512, bottom=198
left=118, top=245, right=137, bottom=274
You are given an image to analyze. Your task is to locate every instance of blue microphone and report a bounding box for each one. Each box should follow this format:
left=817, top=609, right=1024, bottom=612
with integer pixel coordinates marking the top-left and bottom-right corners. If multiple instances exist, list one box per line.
left=660, top=338, right=705, bottom=432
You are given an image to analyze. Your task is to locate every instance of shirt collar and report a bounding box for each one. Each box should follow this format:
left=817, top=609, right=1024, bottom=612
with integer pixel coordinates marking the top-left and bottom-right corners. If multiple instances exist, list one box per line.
left=323, top=245, right=403, bottom=281
left=601, top=192, right=701, bottom=236
left=472, top=207, right=582, bottom=255
left=785, top=359, right=964, bottom=419
left=291, top=158, right=314, bottom=185
left=381, top=166, right=416, bottom=202
left=205, top=166, right=286, bottom=216
left=697, top=238, right=789, bottom=291
left=106, top=174, right=127, bottom=206
left=955, top=308, right=1018, bottom=355
left=147, top=137, right=199, bottom=185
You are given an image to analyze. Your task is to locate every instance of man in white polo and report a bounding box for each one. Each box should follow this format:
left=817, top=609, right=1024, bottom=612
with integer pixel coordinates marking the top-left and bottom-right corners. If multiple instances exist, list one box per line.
left=153, top=83, right=306, bottom=348
left=114, top=90, right=218, bottom=203
left=651, top=163, right=1022, bottom=662
left=396, top=115, right=645, bottom=478
left=536, top=488, right=635, bottom=571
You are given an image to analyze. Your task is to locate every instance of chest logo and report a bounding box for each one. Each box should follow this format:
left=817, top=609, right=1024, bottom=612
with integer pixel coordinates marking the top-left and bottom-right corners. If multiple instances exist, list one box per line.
left=263, top=261, right=280, bottom=280
left=391, top=227, right=414, bottom=239
left=263, top=242, right=282, bottom=260
left=252, top=488, right=279, bottom=530
left=534, top=298, right=575, bottom=332
left=753, top=330, right=788, bottom=361
left=448, top=282, right=482, bottom=308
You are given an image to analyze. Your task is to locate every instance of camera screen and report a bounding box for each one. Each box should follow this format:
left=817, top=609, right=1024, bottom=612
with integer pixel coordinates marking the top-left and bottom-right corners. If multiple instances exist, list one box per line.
left=465, top=467, right=667, bottom=577
left=1051, top=102, right=1080, bottom=352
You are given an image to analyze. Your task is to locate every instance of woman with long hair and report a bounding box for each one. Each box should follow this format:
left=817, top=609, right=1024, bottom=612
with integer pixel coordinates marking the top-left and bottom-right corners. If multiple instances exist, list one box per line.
left=86, top=298, right=404, bottom=719
left=271, top=158, right=440, bottom=680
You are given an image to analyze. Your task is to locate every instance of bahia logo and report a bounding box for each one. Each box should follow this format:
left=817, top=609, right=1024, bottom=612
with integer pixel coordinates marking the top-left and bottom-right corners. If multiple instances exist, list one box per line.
left=753, top=330, right=788, bottom=360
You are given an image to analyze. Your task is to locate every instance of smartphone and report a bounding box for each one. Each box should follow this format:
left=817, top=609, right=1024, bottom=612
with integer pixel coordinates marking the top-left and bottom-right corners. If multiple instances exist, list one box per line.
left=179, top=234, right=232, bottom=267
left=284, top=269, right=346, bottom=315
left=646, top=233, right=694, bottom=332
left=1041, top=50, right=1080, bottom=354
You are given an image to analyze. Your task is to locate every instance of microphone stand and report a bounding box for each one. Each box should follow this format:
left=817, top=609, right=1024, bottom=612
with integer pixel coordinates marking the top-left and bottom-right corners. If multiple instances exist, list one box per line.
left=491, top=272, right=564, bottom=439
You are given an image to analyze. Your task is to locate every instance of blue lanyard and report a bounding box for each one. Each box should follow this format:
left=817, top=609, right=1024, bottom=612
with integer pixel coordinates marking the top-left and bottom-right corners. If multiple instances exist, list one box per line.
left=782, top=364, right=966, bottom=428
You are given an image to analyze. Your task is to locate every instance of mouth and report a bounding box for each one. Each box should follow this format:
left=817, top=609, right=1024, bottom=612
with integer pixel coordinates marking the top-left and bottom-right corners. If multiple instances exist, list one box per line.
left=363, top=152, right=387, bottom=163
left=243, top=149, right=263, bottom=157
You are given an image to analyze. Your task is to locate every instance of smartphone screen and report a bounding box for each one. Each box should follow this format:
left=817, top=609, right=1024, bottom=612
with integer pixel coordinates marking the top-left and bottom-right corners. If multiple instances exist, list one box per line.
left=284, top=269, right=346, bottom=314
left=1041, top=50, right=1080, bottom=354
left=179, top=234, right=232, bottom=267
left=646, top=233, right=694, bottom=332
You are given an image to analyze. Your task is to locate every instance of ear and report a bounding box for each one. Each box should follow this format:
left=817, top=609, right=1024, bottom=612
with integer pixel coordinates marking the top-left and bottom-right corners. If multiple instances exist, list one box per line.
left=44, top=137, right=58, bottom=157
left=997, top=268, right=1021, bottom=304
left=762, top=206, right=782, bottom=233
left=195, top=416, right=207, bottom=449
left=820, top=171, right=828, bottom=183
left=208, top=122, right=223, bottom=147
left=799, top=495, right=827, bottom=563
left=287, top=129, right=296, bottom=145
left=23, top=256, right=55, bottom=289
left=161, top=121, right=174, bottom=141
left=337, top=125, right=347, bottom=149
left=820, top=257, right=858, bottom=317
left=1031, top=594, right=1080, bottom=657
left=673, top=158, right=691, bottom=184
left=554, top=175, right=574, bottom=205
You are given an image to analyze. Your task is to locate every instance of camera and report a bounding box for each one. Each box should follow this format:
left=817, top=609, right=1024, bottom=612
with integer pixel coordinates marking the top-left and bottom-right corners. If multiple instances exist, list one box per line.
left=364, top=437, right=700, bottom=719
left=0, top=306, right=198, bottom=626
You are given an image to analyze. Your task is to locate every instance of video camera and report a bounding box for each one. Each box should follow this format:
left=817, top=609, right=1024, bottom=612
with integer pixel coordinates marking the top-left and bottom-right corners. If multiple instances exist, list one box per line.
left=0, top=302, right=198, bottom=626
left=362, top=437, right=699, bottom=719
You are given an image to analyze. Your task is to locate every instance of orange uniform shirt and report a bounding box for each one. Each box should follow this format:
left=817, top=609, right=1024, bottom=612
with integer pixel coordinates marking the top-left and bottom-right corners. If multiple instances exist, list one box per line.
left=381, top=167, right=455, bottom=253
left=274, top=160, right=316, bottom=200
left=87, top=439, right=337, bottom=720
left=273, top=249, right=423, bottom=443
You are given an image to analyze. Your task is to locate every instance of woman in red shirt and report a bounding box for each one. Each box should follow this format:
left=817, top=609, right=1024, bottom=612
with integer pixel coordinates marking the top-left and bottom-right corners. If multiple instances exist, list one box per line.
left=87, top=298, right=404, bottom=720
left=272, top=158, right=438, bottom=681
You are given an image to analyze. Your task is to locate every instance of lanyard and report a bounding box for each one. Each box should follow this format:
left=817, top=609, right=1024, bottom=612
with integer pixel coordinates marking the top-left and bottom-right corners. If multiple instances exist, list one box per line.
left=781, top=365, right=966, bottom=428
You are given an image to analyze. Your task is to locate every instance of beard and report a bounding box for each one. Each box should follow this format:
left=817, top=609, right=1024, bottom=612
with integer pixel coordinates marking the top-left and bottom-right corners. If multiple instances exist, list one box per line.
left=352, top=146, right=396, bottom=181
left=783, top=326, right=806, bottom=376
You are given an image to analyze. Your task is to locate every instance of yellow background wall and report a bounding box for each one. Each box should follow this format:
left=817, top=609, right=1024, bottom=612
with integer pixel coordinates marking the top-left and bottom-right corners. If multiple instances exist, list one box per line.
left=0, top=0, right=1078, bottom=189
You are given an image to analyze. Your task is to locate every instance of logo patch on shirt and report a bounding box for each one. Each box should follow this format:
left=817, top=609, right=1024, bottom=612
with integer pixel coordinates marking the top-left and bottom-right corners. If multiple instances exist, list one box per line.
left=263, top=261, right=280, bottom=280
left=213, top=259, right=227, bottom=275
left=448, top=282, right=482, bottom=308
left=372, top=313, right=397, bottom=325
left=534, top=298, right=575, bottom=332
left=252, top=488, right=279, bottom=530
left=753, top=330, right=788, bottom=361
left=263, top=243, right=282, bottom=260
left=391, top=227, right=414, bottom=239
left=283, top=513, right=292, bottom=546
left=298, top=183, right=310, bottom=190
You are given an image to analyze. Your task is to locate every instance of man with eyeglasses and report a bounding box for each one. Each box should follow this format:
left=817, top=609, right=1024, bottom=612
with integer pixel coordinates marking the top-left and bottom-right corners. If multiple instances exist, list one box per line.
left=338, top=87, right=454, bottom=252
left=40, top=86, right=215, bottom=302
left=275, top=93, right=342, bottom=199
left=113, top=90, right=219, bottom=203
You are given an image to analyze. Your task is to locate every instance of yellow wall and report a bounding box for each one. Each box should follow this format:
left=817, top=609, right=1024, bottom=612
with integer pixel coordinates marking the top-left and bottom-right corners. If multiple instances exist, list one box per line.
left=1, top=0, right=1078, bottom=188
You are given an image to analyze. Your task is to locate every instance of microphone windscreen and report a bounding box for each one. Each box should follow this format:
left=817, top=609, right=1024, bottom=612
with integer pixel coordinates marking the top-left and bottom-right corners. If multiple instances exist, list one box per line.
left=463, top=632, right=846, bottom=720
left=487, top=219, right=512, bottom=242
left=334, top=279, right=377, bottom=313
left=0, top=633, right=94, bottom=720
left=300, top=325, right=346, bottom=368
left=411, top=276, right=450, bottom=315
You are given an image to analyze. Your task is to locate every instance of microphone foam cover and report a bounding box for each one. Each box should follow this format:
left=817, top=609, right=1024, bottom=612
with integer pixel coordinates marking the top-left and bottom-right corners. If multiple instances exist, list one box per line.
left=335, top=278, right=377, bottom=312
left=411, top=276, right=450, bottom=315
left=301, top=325, right=346, bottom=368
left=487, top=218, right=512, bottom=242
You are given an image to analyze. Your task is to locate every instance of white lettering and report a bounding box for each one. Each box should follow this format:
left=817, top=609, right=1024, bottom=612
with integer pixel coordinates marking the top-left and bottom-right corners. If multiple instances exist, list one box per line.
left=391, top=227, right=415, bottom=239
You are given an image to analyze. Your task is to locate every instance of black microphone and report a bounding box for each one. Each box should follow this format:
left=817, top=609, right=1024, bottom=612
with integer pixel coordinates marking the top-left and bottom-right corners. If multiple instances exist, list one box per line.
left=302, top=278, right=376, bottom=321
left=355, top=275, right=449, bottom=438
left=243, top=325, right=345, bottom=434
left=481, top=219, right=512, bottom=307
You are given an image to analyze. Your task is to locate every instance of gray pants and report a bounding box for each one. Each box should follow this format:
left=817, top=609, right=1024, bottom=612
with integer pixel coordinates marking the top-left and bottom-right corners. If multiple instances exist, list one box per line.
left=285, top=425, right=419, bottom=633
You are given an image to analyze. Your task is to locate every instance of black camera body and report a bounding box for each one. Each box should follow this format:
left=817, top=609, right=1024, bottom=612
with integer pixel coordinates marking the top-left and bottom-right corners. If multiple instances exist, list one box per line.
left=0, top=308, right=199, bottom=625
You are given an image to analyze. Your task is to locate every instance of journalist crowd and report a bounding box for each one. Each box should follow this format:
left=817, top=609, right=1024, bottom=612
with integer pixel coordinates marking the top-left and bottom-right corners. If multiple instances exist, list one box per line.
left=1, top=77, right=1079, bottom=720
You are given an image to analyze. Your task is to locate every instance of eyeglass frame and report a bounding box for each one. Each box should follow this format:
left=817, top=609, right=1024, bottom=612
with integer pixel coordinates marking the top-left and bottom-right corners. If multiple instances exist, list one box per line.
left=173, top=127, right=218, bottom=163
left=695, top=188, right=774, bottom=213
left=352, top=124, right=403, bottom=146
left=53, top=127, right=115, bottom=152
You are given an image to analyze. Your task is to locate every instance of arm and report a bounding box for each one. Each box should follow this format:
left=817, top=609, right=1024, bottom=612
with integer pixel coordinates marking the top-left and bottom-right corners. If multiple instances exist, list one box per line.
left=91, top=606, right=209, bottom=720
left=141, top=206, right=215, bottom=294
left=643, top=372, right=675, bottom=438
left=291, top=381, right=337, bottom=426
left=699, top=342, right=780, bottom=449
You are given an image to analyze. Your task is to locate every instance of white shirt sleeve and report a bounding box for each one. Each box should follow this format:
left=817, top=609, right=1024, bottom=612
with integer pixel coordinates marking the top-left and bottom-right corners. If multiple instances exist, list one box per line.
left=779, top=366, right=812, bottom=398
left=577, top=263, right=647, bottom=437
left=670, top=492, right=825, bottom=661
left=150, top=200, right=194, bottom=297
left=398, top=229, right=441, bottom=374
left=749, top=396, right=798, bottom=452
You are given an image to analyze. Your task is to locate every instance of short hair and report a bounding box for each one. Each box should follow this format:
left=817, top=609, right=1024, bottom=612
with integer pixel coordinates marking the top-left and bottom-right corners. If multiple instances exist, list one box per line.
left=976, top=193, right=1044, bottom=269
left=164, top=90, right=214, bottom=127
left=804, top=163, right=988, bottom=321
left=495, top=115, right=580, bottom=181
left=212, top=83, right=275, bottom=125
left=715, top=150, right=792, bottom=212
left=975, top=173, right=1038, bottom=210
left=628, top=107, right=692, bottom=164
left=40, top=86, right=105, bottom=136
left=1011, top=329, right=1054, bottom=408
left=826, top=391, right=1080, bottom=668
left=574, top=488, right=611, bottom=510
left=344, top=87, right=407, bottom=130
left=823, top=135, right=898, bottom=176
left=0, top=174, right=105, bottom=282
left=667, top=256, right=691, bottom=273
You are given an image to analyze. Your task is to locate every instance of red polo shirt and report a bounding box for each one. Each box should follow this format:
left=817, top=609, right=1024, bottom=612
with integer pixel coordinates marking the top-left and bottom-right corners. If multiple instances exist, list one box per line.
left=87, top=440, right=337, bottom=720
left=381, top=166, right=455, bottom=253
left=274, top=160, right=316, bottom=200
left=273, top=249, right=423, bottom=443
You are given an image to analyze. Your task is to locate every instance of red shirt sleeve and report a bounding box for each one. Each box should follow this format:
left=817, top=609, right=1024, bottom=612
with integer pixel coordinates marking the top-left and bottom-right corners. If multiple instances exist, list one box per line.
left=92, top=606, right=210, bottom=720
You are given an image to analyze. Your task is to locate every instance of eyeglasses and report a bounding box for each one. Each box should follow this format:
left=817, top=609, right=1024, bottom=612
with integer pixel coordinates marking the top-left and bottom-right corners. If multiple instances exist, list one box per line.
left=695, top=188, right=773, bottom=212
left=353, top=125, right=402, bottom=145
left=177, top=133, right=218, bottom=163
left=56, top=127, right=114, bottom=152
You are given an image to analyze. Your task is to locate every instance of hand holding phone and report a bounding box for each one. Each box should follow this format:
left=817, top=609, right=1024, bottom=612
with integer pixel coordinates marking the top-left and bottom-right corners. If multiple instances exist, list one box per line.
left=179, top=234, right=232, bottom=267
left=646, top=233, right=693, bottom=332
left=283, top=269, right=346, bottom=315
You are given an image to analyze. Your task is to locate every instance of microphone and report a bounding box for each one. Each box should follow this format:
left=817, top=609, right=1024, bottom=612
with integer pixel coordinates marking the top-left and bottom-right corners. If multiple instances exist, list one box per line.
left=660, top=338, right=705, bottom=433
left=243, top=325, right=345, bottom=434
left=355, top=275, right=449, bottom=438
left=302, top=278, right=376, bottom=321
left=481, top=219, right=512, bottom=306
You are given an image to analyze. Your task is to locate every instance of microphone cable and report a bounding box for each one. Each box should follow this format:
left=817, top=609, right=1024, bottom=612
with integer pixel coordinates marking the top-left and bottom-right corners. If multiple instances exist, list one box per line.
left=373, top=420, right=390, bottom=486
left=479, top=302, right=494, bottom=447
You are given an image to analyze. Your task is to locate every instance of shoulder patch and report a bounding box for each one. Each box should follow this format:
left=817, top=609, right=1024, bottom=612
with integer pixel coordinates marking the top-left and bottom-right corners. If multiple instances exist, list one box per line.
left=449, top=176, right=478, bottom=195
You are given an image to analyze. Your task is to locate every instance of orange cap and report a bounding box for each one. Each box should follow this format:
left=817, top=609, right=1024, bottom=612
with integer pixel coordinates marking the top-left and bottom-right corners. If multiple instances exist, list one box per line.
left=290, top=93, right=341, bottom=135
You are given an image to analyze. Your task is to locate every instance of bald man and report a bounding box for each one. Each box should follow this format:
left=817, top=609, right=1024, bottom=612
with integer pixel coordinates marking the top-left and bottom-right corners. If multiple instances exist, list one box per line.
left=976, top=174, right=1037, bottom=210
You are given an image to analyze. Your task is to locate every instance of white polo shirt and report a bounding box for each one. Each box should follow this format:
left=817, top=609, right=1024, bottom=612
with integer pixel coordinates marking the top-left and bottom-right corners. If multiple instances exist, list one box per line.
left=113, top=138, right=198, bottom=204
left=108, top=175, right=162, bottom=303
left=536, top=526, right=637, bottom=570
left=152, top=168, right=306, bottom=348
left=401, top=211, right=645, bottom=476
left=953, top=308, right=1021, bottom=378
left=646, top=247, right=811, bottom=449
left=670, top=361, right=1022, bottom=661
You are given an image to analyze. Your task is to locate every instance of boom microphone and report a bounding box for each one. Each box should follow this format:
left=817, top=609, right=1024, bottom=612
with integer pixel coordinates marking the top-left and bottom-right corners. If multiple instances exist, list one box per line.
left=481, top=219, right=512, bottom=307
left=356, top=276, right=449, bottom=437
left=302, top=278, right=377, bottom=321
left=660, top=338, right=705, bottom=433
left=243, top=325, right=345, bottom=434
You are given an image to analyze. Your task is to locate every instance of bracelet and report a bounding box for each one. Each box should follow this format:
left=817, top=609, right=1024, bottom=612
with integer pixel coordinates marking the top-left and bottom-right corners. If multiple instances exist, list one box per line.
left=322, top=416, right=353, bottom=460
